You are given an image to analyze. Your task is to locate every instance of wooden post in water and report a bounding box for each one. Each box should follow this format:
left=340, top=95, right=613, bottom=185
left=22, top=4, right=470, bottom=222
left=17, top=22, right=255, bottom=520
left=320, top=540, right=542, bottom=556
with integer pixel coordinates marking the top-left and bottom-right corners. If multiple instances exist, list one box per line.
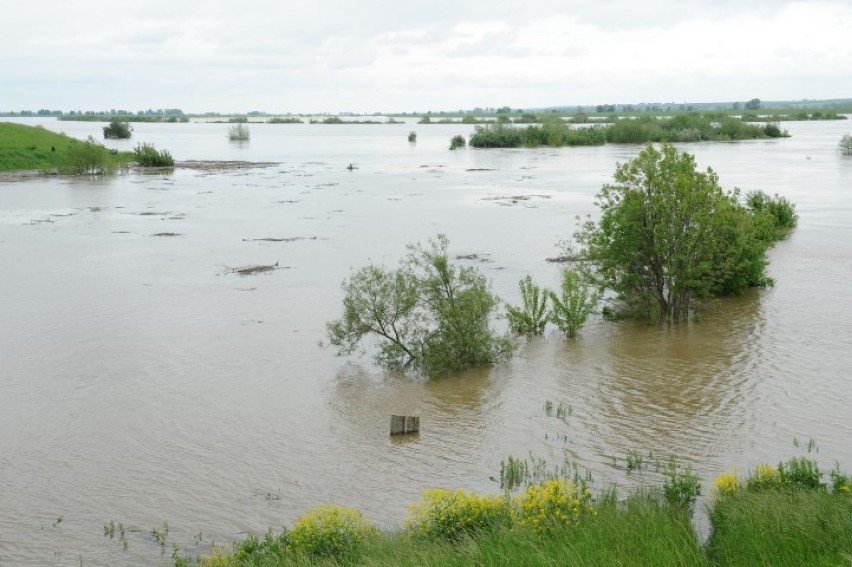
left=390, top=415, right=420, bottom=435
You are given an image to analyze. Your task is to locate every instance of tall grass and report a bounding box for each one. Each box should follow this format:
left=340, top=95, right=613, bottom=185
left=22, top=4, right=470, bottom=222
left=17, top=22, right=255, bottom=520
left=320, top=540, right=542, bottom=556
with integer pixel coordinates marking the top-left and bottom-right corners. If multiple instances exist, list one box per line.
left=707, top=490, right=852, bottom=566
left=0, top=123, right=134, bottom=173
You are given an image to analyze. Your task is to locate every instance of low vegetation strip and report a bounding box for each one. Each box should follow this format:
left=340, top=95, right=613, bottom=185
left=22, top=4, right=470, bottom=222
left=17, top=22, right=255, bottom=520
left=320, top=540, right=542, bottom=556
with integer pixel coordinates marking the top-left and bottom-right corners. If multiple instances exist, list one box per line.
left=184, top=457, right=851, bottom=567
left=467, top=113, right=788, bottom=148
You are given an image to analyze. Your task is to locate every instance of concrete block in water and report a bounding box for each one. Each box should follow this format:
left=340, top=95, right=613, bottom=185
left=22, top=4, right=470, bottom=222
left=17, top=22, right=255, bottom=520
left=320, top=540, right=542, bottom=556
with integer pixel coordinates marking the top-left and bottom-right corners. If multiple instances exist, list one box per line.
left=390, top=415, right=420, bottom=435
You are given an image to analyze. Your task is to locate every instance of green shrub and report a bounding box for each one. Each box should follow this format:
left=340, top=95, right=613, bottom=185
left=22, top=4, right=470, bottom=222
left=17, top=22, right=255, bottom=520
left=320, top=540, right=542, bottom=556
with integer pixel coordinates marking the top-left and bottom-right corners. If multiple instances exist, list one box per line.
left=506, top=275, right=549, bottom=335
left=839, top=134, right=852, bottom=156
left=830, top=466, right=851, bottom=494
left=64, top=136, right=115, bottom=175
left=548, top=269, right=599, bottom=338
left=405, top=489, right=512, bottom=542
left=228, top=123, right=250, bottom=141
left=449, top=134, right=466, bottom=150
left=746, top=190, right=798, bottom=240
left=469, top=124, right=522, bottom=148
left=513, top=479, right=595, bottom=533
left=408, top=131, right=417, bottom=142
left=133, top=143, right=174, bottom=167
left=763, top=122, right=785, bottom=137
left=326, top=235, right=513, bottom=377
left=231, top=530, right=289, bottom=563
left=662, top=459, right=701, bottom=508
left=744, top=464, right=784, bottom=491
left=778, top=457, right=824, bottom=490
left=289, top=505, right=376, bottom=560
left=102, top=120, right=132, bottom=139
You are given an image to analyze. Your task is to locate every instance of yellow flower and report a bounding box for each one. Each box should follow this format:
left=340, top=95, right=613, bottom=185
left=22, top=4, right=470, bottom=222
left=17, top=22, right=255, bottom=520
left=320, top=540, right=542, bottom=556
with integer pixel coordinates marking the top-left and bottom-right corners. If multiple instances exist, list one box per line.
left=713, top=470, right=740, bottom=496
left=755, top=464, right=778, bottom=481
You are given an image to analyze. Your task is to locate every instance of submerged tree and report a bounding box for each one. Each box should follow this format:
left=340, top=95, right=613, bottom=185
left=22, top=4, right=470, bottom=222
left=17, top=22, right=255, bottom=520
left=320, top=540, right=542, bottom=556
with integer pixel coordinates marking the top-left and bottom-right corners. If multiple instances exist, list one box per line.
left=505, top=270, right=598, bottom=338
left=548, top=269, right=600, bottom=338
left=838, top=134, right=852, bottom=156
left=326, top=235, right=513, bottom=376
left=505, top=275, right=549, bottom=335
left=103, top=119, right=132, bottom=139
left=576, top=144, right=793, bottom=324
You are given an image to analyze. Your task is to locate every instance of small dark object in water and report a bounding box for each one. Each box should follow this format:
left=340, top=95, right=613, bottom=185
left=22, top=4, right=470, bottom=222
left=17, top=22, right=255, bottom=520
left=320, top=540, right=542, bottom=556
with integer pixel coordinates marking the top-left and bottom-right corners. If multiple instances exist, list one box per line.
left=390, top=415, right=420, bottom=435
left=230, top=261, right=286, bottom=276
left=347, top=163, right=358, bottom=171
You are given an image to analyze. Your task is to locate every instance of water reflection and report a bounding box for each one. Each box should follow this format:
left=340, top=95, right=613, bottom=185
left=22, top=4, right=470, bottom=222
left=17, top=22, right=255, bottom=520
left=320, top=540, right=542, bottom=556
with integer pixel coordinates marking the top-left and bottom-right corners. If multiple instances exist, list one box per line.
left=587, top=291, right=764, bottom=466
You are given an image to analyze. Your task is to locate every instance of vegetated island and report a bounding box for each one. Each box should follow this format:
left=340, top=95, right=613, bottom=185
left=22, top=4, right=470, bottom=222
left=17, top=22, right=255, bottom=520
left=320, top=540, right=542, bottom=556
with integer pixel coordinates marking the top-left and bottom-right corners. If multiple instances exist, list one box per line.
left=0, top=122, right=173, bottom=176
left=466, top=113, right=788, bottom=148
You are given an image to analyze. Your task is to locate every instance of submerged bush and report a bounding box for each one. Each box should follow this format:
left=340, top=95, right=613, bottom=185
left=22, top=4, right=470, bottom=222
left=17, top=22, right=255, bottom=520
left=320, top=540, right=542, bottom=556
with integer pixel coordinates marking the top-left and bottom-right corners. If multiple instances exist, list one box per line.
left=746, top=190, right=798, bottom=240
left=326, top=235, right=513, bottom=377
left=449, top=134, right=466, bottom=150
left=289, top=505, right=376, bottom=560
left=133, top=143, right=174, bottom=167
left=64, top=136, right=115, bottom=175
left=505, top=275, right=549, bottom=335
left=408, top=131, right=417, bottom=142
left=228, top=123, right=250, bottom=142
left=839, top=134, right=852, bottom=156
left=548, top=269, right=600, bottom=338
left=102, top=119, right=132, bottom=139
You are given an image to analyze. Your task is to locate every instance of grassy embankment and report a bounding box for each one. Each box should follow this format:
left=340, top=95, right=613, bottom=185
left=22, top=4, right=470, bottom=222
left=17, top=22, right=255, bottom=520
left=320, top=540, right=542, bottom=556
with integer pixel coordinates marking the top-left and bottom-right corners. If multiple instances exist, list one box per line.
left=0, top=122, right=134, bottom=173
left=185, top=457, right=852, bottom=567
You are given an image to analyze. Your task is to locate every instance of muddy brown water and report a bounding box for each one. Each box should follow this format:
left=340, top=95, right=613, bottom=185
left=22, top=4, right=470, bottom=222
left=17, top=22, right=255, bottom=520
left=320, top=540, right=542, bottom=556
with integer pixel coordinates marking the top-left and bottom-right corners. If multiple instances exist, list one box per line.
left=1, top=117, right=851, bottom=565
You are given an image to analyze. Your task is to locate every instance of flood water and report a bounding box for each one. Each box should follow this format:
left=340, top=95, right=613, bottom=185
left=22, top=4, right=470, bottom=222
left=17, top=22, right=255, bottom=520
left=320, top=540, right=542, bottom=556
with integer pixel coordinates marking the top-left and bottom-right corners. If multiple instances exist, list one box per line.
left=1, top=117, right=851, bottom=565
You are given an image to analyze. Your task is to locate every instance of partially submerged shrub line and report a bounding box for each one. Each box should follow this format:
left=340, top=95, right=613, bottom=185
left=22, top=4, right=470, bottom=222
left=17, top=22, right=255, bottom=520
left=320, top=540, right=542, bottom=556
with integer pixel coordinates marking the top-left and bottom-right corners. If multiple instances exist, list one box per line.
left=133, top=143, right=174, bottom=167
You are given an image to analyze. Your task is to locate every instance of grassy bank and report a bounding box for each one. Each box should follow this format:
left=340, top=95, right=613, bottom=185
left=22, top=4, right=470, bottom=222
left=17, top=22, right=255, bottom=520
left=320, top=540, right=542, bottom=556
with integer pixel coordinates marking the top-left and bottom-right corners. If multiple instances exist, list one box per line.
left=0, top=122, right=134, bottom=173
left=182, top=458, right=851, bottom=567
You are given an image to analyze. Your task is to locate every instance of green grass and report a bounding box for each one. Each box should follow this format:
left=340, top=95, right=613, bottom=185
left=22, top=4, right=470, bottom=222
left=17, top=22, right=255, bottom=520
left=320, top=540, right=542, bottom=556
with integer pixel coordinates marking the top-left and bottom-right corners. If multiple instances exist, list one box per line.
left=187, top=456, right=852, bottom=567
left=707, top=489, right=852, bottom=566
left=0, top=122, right=134, bottom=173
left=192, top=491, right=707, bottom=566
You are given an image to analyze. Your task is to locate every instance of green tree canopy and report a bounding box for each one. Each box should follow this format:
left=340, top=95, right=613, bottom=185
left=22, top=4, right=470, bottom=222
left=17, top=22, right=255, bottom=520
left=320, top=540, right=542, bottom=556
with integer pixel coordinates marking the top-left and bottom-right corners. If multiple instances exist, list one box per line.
left=576, top=144, right=792, bottom=324
left=326, top=235, right=513, bottom=376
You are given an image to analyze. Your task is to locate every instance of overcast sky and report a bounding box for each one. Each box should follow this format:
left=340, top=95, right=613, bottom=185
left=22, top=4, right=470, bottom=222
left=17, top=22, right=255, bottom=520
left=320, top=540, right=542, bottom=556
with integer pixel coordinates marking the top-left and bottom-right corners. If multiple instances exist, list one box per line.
left=2, top=0, right=850, bottom=113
